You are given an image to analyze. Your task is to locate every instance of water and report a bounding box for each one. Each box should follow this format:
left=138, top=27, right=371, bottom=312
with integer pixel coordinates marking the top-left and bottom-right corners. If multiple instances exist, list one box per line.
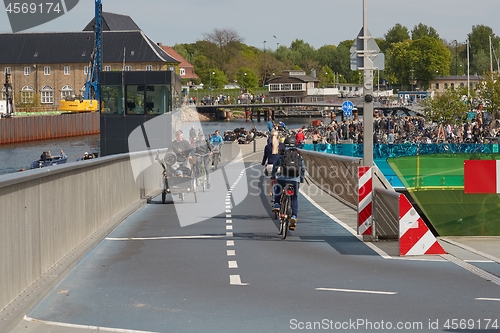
left=0, top=135, right=100, bottom=176
left=0, top=118, right=321, bottom=177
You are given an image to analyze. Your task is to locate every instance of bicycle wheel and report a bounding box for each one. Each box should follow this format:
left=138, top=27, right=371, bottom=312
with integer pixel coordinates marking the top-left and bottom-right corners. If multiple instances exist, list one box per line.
left=213, top=153, right=219, bottom=170
left=282, top=196, right=289, bottom=239
left=192, top=178, right=198, bottom=203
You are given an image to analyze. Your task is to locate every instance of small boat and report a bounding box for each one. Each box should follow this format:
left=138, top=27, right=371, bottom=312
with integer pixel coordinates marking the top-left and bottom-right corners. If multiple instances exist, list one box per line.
left=30, top=150, right=68, bottom=169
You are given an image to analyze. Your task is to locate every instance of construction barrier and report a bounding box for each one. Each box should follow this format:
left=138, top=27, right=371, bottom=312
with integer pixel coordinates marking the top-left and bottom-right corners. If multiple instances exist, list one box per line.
left=373, top=187, right=446, bottom=256
left=398, top=193, right=446, bottom=256
left=358, top=166, right=373, bottom=237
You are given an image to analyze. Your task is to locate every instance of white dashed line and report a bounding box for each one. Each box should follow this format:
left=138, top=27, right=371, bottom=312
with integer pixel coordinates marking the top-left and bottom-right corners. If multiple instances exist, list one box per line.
left=230, top=275, right=248, bottom=286
left=227, top=250, right=235, bottom=256
left=316, top=288, right=397, bottom=295
left=228, top=261, right=238, bottom=268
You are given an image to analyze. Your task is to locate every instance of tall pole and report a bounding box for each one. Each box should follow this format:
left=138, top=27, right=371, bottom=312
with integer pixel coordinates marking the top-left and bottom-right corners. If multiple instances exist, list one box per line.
left=362, top=0, right=373, bottom=167
left=467, top=38, right=470, bottom=102
left=454, top=40, right=458, bottom=75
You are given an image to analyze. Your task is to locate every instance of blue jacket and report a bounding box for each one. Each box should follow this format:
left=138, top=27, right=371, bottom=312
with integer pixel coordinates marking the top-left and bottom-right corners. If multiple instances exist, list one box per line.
left=210, top=134, right=223, bottom=145
left=271, top=148, right=306, bottom=183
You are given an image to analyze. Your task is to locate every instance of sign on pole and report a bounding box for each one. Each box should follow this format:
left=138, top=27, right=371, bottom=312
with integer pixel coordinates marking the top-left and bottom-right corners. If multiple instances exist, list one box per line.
left=342, top=100, right=354, bottom=117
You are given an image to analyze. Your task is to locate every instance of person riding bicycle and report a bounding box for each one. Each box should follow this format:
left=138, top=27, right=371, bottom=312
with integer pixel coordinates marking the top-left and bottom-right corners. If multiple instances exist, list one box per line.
left=271, top=136, right=306, bottom=230
left=194, top=132, right=212, bottom=189
left=262, top=130, right=284, bottom=196
left=209, top=129, right=223, bottom=164
left=167, top=129, right=193, bottom=177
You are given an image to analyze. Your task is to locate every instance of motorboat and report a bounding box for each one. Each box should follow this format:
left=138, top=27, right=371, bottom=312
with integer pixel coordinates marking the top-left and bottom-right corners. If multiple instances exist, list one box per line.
left=30, top=151, right=68, bottom=169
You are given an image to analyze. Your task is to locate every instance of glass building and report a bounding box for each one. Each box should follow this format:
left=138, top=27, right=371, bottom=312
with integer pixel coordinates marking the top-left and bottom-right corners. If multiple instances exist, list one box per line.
left=99, top=70, right=182, bottom=156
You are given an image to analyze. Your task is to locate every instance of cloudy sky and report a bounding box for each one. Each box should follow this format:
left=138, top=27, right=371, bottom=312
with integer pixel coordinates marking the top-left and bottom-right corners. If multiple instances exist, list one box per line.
left=0, top=0, right=498, bottom=49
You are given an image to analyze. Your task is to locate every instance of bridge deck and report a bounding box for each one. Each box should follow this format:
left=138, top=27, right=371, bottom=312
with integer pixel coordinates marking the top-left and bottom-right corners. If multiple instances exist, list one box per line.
left=8, top=139, right=500, bottom=333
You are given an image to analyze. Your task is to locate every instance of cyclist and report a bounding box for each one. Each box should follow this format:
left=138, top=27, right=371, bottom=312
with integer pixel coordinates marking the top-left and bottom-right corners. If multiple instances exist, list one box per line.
left=167, top=129, right=193, bottom=177
left=262, top=130, right=283, bottom=196
left=271, top=136, right=305, bottom=230
left=209, top=129, right=223, bottom=165
left=194, top=132, right=212, bottom=189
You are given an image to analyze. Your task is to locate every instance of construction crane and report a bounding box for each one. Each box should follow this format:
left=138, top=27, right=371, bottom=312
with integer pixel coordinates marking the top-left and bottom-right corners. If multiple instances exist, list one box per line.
left=59, top=0, right=101, bottom=112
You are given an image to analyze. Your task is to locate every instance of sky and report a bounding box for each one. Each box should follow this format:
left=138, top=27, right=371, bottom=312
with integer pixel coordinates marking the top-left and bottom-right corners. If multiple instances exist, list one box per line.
left=0, top=0, right=498, bottom=49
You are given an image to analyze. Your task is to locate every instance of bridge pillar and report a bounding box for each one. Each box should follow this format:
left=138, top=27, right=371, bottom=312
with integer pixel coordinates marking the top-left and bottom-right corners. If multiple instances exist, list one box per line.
left=257, top=110, right=261, bottom=122
left=272, top=109, right=275, bottom=121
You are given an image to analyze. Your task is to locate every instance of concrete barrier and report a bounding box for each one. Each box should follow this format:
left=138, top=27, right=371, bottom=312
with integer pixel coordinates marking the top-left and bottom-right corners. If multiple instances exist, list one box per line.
left=299, top=149, right=363, bottom=209
left=0, top=150, right=163, bottom=322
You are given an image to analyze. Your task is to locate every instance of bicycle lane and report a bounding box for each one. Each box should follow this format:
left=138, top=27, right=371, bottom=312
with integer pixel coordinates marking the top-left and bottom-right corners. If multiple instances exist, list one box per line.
left=13, top=160, right=500, bottom=333
left=220, top=163, right=500, bottom=332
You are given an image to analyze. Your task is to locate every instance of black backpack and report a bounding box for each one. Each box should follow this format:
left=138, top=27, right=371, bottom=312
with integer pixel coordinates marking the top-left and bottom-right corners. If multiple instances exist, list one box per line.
left=281, top=148, right=302, bottom=177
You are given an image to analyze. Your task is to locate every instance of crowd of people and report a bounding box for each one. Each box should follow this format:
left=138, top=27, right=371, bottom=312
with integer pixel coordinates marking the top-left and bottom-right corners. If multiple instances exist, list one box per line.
left=285, top=112, right=500, bottom=146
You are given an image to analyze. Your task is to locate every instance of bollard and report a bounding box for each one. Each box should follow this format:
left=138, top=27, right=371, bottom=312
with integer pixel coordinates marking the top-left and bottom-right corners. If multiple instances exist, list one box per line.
left=253, top=138, right=256, bottom=153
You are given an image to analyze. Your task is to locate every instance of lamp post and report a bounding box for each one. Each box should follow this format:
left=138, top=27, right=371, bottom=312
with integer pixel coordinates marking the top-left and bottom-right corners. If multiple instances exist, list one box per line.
left=453, top=40, right=458, bottom=75
left=209, top=71, right=215, bottom=97
left=410, top=69, right=414, bottom=91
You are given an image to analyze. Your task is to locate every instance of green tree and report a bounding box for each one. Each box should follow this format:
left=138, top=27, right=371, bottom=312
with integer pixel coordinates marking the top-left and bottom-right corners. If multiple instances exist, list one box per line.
left=468, top=25, right=500, bottom=74
left=422, top=87, right=469, bottom=125
left=237, top=67, right=259, bottom=91
left=410, top=37, right=451, bottom=89
left=386, top=40, right=412, bottom=88
left=411, top=23, right=440, bottom=40
left=476, top=71, right=500, bottom=118
left=202, top=28, right=244, bottom=73
left=384, top=23, right=410, bottom=46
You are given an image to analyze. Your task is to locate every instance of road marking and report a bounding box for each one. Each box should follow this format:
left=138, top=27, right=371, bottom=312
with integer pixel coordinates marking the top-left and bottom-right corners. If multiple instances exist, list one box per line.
left=226, top=225, right=233, bottom=230
left=226, top=219, right=232, bottom=224
left=106, top=235, right=225, bottom=241
left=24, top=315, right=157, bottom=332
left=315, top=288, right=397, bottom=295
left=476, top=297, right=500, bottom=302
left=226, top=214, right=231, bottom=218
left=226, top=232, right=233, bottom=237
left=227, top=240, right=234, bottom=246
left=228, top=261, right=238, bottom=268
left=227, top=250, right=235, bottom=256
left=230, top=275, right=248, bottom=286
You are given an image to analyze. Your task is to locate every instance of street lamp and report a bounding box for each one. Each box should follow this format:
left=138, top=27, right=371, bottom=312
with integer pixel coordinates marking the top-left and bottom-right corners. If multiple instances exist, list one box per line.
left=209, top=71, right=215, bottom=96
left=453, top=40, right=458, bottom=75
left=410, top=69, right=414, bottom=91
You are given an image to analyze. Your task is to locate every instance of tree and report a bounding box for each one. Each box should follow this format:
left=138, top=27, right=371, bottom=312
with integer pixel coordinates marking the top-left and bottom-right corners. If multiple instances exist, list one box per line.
left=411, top=23, right=440, bottom=40
left=468, top=25, right=500, bottom=74
left=386, top=40, right=412, bottom=88
left=202, top=28, right=244, bottom=73
left=422, top=87, right=469, bottom=125
left=410, top=37, right=451, bottom=89
left=476, top=71, right=500, bottom=118
left=384, top=24, right=410, bottom=46
left=237, top=67, right=259, bottom=91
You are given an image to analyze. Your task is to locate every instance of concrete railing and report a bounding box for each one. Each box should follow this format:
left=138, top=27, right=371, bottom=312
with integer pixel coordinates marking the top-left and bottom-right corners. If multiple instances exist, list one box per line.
left=299, top=149, right=363, bottom=209
left=0, top=150, right=164, bottom=317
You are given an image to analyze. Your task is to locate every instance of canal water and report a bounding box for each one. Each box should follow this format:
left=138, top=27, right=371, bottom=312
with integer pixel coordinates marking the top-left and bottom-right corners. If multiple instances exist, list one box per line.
left=0, top=118, right=321, bottom=177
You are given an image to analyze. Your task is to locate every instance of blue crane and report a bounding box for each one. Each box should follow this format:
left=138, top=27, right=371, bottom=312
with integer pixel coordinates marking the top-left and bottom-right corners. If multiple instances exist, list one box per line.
left=84, top=0, right=102, bottom=102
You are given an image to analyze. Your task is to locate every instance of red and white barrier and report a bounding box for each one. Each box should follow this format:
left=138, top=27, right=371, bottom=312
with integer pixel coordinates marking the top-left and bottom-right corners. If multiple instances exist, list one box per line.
left=358, top=166, right=373, bottom=236
left=399, top=194, right=446, bottom=256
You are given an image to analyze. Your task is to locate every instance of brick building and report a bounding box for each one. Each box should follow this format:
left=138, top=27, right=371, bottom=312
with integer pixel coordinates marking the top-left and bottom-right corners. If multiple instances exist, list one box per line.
left=0, top=12, right=179, bottom=109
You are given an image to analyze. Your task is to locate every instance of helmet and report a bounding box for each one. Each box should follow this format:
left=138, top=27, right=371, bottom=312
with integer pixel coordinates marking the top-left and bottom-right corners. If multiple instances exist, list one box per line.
left=284, top=136, right=296, bottom=147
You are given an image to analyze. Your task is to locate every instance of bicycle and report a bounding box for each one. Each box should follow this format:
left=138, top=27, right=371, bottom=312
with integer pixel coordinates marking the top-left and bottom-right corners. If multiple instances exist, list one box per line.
left=275, top=183, right=295, bottom=239
left=194, top=153, right=209, bottom=192
left=211, top=144, right=221, bottom=170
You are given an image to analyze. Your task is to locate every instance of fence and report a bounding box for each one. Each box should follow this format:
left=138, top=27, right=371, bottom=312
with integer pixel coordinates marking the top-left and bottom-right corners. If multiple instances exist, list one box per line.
left=0, top=112, right=99, bottom=144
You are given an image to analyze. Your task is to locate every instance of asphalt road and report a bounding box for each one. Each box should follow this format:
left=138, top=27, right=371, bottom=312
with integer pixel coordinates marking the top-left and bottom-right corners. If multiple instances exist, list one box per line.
left=10, top=158, right=500, bottom=333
